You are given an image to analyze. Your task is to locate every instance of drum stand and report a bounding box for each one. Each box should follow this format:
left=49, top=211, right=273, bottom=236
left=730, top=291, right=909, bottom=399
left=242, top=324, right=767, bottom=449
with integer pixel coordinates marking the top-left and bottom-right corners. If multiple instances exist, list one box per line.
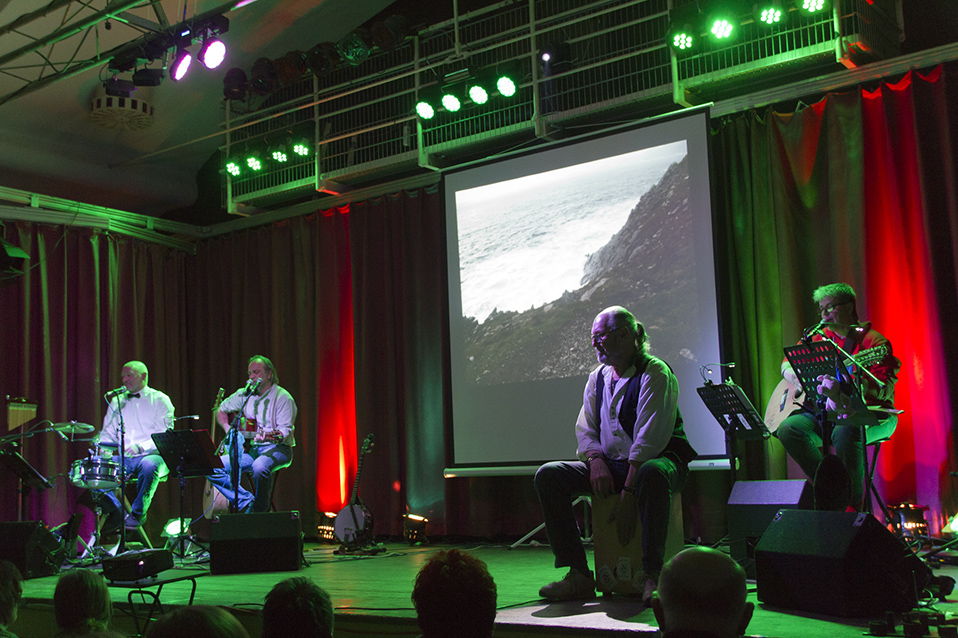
left=75, top=492, right=121, bottom=565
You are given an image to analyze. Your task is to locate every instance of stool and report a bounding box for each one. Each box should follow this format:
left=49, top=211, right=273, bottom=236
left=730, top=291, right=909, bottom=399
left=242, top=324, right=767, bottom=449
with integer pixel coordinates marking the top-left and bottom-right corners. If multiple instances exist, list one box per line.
left=862, top=411, right=899, bottom=527
left=240, top=467, right=282, bottom=512
left=591, top=492, right=684, bottom=595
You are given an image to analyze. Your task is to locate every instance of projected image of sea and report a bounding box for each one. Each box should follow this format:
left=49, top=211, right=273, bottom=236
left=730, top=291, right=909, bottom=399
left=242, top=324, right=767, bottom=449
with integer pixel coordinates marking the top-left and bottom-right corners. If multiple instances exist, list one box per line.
left=456, top=141, right=687, bottom=324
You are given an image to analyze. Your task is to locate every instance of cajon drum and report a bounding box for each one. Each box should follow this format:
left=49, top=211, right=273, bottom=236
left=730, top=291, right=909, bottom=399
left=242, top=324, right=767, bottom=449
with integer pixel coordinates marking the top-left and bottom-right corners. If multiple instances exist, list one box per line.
left=592, top=492, right=684, bottom=595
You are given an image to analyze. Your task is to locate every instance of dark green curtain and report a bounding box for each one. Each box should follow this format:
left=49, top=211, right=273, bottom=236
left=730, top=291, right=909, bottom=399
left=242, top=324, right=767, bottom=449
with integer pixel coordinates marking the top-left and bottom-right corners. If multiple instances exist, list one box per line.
left=712, top=63, right=958, bottom=531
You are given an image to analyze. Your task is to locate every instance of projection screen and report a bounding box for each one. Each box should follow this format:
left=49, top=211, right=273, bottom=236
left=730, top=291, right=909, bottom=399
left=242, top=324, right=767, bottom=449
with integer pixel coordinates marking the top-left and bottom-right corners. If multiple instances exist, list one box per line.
left=443, top=108, right=726, bottom=474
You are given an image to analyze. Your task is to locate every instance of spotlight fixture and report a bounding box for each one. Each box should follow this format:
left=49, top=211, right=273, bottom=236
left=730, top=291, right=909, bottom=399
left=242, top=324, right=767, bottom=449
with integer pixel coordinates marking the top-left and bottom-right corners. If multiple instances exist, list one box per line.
left=170, top=46, right=192, bottom=82
left=415, top=85, right=442, bottom=120
left=103, top=78, right=136, bottom=98
left=291, top=136, right=312, bottom=157
left=274, top=51, right=308, bottom=85
left=537, top=42, right=572, bottom=76
left=336, top=28, right=372, bottom=66
left=440, top=87, right=462, bottom=113
left=305, top=42, right=339, bottom=78
left=225, top=155, right=243, bottom=177
left=245, top=150, right=264, bottom=171
left=466, top=77, right=489, bottom=105
left=269, top=143, right=289, bottom=163
left=0, top=236, right=29, bottom=277
left=199, top=38, right=227, bottom=69
left=755, top=1, right=787, bottom=25
left=796, top=0, right=829, bottom=13
left=369, top=15, right=411, bottom=51
left=493, top=61, right=521, bottom=98
left=402, top=514, right=428, bottom=545
left=707, top=10, right=737, bottom=41
left=223, top=67, right=248, bottom=100
left=132, top=68, right=164, bottom=86
left=249, top=57, right=279, bottom=96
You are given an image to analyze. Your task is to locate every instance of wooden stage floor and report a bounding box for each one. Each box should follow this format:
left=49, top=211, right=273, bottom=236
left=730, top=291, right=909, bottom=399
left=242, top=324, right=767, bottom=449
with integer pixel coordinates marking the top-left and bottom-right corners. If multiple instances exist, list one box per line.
left=11, top=540, right=958, bottom=637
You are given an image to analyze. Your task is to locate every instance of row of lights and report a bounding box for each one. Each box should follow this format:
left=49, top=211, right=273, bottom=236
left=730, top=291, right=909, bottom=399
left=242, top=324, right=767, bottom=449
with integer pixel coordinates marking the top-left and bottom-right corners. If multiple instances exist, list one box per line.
left=415, top=64, right=521, bottom=120
left=104, top=15, right=230, bottom=97
left=224, top=136, right=313, bottom=177
left=670, top=0, right=831, bottom=53
left=223, top=15, right=411, bottom=101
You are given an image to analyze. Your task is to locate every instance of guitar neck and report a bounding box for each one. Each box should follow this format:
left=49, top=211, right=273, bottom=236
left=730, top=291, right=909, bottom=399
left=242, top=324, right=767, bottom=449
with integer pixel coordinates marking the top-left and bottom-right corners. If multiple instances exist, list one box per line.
left=349, top=453, right=366, bottom=505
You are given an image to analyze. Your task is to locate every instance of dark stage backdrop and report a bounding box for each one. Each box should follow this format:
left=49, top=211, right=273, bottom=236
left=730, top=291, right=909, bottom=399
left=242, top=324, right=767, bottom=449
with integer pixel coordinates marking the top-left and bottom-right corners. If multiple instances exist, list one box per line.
left=2, top=63, right=957, bottom=539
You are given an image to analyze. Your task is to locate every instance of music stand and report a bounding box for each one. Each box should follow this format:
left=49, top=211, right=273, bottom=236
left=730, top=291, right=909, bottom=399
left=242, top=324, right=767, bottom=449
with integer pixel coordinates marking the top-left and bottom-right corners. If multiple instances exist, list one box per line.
left=0, top=446, right=54, bottom=492
left=152, top=430, right=222, bottom=560
left=697, top=381, right=769, bottom=441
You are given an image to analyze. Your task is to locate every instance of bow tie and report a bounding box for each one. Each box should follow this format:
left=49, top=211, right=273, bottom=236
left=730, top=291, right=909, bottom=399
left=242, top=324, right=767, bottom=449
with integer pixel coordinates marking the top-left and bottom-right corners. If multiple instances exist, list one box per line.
left=127, top=393, right=141, bottom=399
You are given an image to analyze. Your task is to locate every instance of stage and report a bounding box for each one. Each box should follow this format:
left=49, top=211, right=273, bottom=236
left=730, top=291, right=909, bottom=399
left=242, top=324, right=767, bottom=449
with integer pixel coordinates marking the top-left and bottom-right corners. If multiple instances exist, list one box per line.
left=10, top=539, right=958, bottom=637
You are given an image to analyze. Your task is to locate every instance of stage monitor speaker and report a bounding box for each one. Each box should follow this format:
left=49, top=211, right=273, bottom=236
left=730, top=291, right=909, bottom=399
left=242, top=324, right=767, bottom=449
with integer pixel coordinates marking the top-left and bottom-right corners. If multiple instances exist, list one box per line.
left=755, top=510, right=931, bottom=618
left=102, top=548, right=173, bottom=582
left=210, top=511, right=303, bottom=575
left=727, top=479, right=812, bottom=578
left=0, top=520, right=64, bottom=579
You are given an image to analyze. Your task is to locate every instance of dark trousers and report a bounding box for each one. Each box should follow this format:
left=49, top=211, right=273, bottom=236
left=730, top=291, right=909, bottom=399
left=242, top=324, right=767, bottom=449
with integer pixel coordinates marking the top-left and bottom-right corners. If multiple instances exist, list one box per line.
left=534, top=455, right=689, bottom=575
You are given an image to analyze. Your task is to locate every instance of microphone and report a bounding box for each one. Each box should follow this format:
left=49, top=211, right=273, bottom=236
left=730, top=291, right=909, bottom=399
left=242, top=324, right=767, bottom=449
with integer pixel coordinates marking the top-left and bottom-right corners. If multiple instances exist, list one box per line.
left=55, top=429, right=69, bottom=442
left=244, top=378, right=263, bottom=396
left=104, top=387, right=127, bottom=399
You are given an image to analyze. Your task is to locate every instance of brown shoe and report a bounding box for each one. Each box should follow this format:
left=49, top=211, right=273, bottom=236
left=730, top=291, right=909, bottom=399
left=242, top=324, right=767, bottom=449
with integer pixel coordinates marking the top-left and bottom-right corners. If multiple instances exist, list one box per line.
left=539, top=569, right=596, bottom=601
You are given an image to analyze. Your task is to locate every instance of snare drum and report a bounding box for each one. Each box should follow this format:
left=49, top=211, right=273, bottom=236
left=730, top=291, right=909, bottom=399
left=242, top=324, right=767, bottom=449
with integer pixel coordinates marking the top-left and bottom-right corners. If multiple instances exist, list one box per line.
left=69, top=458, right=121, bottom=490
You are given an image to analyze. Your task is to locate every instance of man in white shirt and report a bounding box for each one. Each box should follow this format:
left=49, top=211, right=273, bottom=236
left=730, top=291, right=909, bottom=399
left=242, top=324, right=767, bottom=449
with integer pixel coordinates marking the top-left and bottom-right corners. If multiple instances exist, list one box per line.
left=208, top=355, right=296, bottom=513
left=535, top=306, right=696, bottom=606
left=98, top=360, right=174, bottom=530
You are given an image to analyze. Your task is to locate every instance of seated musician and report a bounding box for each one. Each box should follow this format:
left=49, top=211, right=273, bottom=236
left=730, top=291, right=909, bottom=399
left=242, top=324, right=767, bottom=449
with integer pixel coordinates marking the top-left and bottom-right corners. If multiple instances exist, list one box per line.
left=97, top=360, right=174, bottom=531
left=775, top=283, right=900, bottom=511
left=207, top=356, right=296, bottom=513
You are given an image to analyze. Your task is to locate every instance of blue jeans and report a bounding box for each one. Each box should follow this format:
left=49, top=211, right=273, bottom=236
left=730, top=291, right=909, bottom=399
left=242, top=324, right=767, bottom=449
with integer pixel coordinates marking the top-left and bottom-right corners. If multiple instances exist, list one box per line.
left=776, top=411, right=898, bottom=507
left=207, top=443, right=292, bottom=512
left=534, top=455, right=689, bottom=575
left=100, top=453, right=168, bottom=520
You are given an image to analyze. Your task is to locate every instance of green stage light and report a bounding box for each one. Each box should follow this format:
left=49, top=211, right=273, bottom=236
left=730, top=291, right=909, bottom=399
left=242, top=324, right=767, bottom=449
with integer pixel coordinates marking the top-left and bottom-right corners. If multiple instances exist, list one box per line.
left=246, top=151, right=263, bottom=171
left=225, top=156, right=242, bottom=177
left=710, top=17, right=734, bottom=40
left=798, top=0, right=828, bottom=13
left=497, top=74, right=516, bottom=97
left=291, top=137, right=311, bottom=157
left=673, top=31, right=694, bottom=50
left=270, top=144, right=289, bottom=163
left=415, top=100, right=435, bottom=119
left=759, top=7, right=783, bottom=24
left=415, top=85, right=442, bottom=119
left=441, top=90, right=461, bottom=112
left=468, top=82, right=489, bottom=105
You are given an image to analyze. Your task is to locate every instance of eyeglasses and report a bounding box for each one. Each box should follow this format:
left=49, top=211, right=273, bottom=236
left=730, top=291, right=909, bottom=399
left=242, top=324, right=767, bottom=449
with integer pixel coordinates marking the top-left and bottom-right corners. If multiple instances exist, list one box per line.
left=590, top=325, right=623, bottom=344
left=819, top=301, right=851, bottom=315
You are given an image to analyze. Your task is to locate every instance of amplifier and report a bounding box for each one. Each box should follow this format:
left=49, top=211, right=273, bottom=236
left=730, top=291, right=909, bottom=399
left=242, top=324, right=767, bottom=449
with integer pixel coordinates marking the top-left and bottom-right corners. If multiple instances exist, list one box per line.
left=210, top=511, right=303, bottom=575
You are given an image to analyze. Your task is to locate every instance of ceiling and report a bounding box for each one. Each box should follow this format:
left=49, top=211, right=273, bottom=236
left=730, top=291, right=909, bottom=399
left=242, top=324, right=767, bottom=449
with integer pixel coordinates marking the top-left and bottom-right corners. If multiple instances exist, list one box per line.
left=1, top=0, right=957, bottom=222
left=0, top=0, right=398, bottom=217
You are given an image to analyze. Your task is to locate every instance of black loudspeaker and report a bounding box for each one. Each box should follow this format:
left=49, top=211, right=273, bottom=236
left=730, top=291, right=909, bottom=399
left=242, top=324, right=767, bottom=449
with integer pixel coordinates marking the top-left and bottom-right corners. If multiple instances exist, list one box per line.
left=756, top=510, right=931, bottom=618
left=0, top=520, right=64, bottom=579
left=102, top=549, right=173, bottom=582
left=727, top=479, right=812, bottom=578
left=209, top=511, right=303, bottom=575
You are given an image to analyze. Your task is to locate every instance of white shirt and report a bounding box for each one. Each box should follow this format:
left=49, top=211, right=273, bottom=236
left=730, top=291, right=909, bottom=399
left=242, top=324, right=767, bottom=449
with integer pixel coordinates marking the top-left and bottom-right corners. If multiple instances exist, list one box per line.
left=100, top=385, right=175, bottom=455
left=219, top=383, right=297, bottom=447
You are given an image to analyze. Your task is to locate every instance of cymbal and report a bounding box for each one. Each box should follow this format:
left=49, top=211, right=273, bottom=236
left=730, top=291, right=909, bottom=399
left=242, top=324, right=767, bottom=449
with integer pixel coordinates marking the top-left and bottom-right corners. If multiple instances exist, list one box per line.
left=52, top=421, right=95, bottom=434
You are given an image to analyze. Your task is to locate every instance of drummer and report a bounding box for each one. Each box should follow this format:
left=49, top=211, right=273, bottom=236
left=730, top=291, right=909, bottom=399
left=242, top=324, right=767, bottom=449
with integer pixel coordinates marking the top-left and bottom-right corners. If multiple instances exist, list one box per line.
left=96, top=361, right=174, bottom=533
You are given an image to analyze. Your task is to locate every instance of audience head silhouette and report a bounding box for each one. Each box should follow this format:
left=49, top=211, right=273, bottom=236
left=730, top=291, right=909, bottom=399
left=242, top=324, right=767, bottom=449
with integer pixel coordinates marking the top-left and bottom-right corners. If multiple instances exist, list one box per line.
left=144, top=605, right=250, bottom=638
left=652, top=546, right=753, bottom=638
left=0, top=560, right=24, bottom=633
left=262, top=576, right=333, bottom=638
left=412, top=548, right=497, bottom=638
left=53, top=569, right=112, bottom=636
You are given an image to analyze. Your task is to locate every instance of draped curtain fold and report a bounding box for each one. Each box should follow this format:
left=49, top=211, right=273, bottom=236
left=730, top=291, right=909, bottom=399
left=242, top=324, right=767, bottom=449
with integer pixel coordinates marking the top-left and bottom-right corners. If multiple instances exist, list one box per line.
left=713, top=63, right=958, bottom=531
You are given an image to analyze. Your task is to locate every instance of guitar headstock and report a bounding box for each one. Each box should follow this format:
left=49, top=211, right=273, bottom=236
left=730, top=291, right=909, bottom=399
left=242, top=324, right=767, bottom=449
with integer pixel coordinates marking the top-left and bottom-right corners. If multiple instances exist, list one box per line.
left=359, top=433, right=375, bottom=456
left=213, top=387, right=224, bottom=412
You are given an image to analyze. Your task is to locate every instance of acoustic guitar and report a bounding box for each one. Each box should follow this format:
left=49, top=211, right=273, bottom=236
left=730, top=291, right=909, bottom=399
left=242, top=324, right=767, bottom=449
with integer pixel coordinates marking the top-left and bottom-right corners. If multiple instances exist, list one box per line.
left=334, top=433, right=375, bottom=546
left=763, top=344, right=889, bottom=433
left=202, top=388, right=229, bottom=519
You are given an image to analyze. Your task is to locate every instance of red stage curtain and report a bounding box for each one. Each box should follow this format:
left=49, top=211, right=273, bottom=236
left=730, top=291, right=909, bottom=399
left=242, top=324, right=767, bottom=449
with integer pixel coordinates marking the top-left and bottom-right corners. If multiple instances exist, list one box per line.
left=712, top=63, right=958, bottom=531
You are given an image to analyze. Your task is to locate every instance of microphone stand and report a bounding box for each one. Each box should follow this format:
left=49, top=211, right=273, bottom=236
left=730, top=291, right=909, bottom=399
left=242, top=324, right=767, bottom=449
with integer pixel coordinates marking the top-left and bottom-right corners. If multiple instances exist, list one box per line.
left=107, top=391, right=129, bottom=554
left=225, top=383, right=258, bottom=513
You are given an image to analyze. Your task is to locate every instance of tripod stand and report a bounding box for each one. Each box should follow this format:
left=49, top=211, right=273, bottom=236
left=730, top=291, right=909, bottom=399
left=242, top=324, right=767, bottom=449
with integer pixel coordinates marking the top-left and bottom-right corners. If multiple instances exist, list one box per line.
left=152, top=429, right=222, bottom=561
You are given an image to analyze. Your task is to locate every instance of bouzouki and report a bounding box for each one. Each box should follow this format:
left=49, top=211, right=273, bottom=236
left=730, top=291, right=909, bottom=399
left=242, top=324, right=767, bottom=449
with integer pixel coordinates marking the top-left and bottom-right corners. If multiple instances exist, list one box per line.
left=202, top=388, right=229, bottom=519
left=334, top=434, right=375, bottom=547
left=764, top=344, right=889, bottom=433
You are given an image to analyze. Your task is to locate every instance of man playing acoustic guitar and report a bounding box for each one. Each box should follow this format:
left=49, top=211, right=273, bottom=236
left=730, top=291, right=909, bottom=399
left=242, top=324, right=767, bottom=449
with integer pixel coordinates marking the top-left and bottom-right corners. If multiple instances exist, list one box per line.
left=207, top=355, right=296, bottom=513
left=775, top=283, right=900, bottom=511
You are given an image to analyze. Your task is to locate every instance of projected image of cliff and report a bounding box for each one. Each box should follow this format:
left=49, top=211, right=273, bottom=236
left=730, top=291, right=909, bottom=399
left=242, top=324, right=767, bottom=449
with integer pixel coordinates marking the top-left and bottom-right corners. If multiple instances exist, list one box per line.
left=456, top=141, right=694, bottom=385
